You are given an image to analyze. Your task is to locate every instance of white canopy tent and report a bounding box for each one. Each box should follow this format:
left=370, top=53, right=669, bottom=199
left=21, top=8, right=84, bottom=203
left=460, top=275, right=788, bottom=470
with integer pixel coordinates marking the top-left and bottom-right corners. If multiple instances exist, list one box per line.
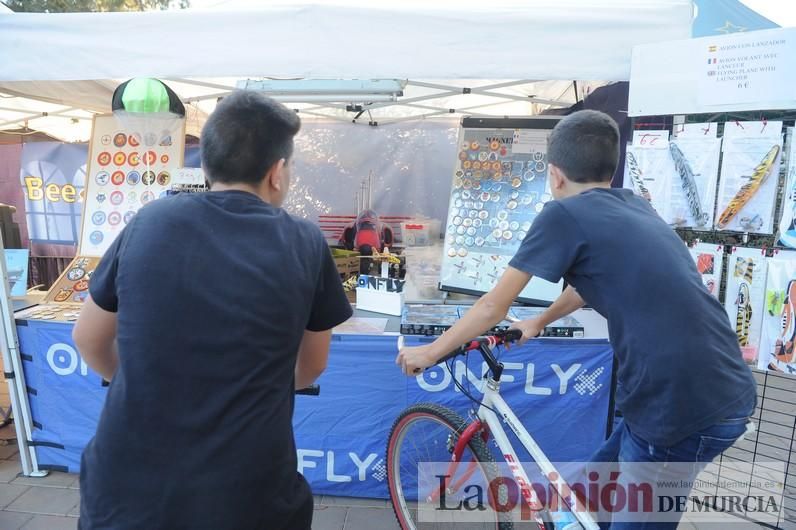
left=0, top=0, right=693, bottom=141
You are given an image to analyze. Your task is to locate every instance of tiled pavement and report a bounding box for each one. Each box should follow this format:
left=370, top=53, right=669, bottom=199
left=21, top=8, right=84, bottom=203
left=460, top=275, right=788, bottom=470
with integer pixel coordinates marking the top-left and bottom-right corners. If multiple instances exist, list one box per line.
left=0, top=428, right=769, bottom=529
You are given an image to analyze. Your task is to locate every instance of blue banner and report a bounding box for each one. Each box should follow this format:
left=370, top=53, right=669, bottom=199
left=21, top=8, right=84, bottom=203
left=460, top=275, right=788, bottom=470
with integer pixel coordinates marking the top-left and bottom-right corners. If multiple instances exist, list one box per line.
left=15, top=322, right=613, bottom=498
left=19, top=142, right=88, bottom=245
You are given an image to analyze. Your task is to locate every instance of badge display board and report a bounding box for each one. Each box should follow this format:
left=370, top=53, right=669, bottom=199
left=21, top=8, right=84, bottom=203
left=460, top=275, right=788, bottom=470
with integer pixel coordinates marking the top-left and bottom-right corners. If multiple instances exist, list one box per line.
left=42, top=256, right=100, bottom=306
left=688, top=242, right=724, bottom=299
left=80, top=114, right=185, bottom=256
left=724, top=247, right=769, bottom=365
left=439, top=117, right=563, bottom=305
left=759, top=251, right=796, bottom=374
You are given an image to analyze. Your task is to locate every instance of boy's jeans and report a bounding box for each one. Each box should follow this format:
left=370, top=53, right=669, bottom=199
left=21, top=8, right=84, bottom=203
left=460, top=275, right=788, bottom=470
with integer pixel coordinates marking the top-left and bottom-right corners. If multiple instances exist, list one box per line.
left=593, top=410, right=753, bottom=530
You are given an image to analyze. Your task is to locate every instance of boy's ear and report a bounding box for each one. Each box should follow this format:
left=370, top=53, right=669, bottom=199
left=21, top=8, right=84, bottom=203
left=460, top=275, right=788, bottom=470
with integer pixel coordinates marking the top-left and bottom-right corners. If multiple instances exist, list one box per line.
left=267, top=158, right=287, bottom=191
left=549, top=163, right=566, bottom=189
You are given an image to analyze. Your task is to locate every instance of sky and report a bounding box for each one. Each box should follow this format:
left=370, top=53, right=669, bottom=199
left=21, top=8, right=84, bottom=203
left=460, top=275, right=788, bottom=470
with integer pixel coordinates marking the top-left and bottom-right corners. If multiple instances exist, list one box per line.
left=186, top=0, right=796, bottom=27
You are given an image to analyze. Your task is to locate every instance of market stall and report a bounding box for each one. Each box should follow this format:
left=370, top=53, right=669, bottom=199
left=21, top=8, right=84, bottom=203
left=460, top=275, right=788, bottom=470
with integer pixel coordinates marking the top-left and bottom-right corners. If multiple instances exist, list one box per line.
left=0, top=1, right=693, bottom=488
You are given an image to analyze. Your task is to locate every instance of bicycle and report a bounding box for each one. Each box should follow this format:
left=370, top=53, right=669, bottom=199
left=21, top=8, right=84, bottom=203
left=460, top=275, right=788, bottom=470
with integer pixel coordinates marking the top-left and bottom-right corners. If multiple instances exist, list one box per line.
left=387, top=327, right=600, bottom=530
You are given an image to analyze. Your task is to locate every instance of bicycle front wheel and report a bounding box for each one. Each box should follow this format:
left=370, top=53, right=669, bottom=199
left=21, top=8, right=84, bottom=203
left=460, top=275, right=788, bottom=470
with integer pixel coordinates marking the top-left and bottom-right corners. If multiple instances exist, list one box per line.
left=386, top=403, right=517, bottom=530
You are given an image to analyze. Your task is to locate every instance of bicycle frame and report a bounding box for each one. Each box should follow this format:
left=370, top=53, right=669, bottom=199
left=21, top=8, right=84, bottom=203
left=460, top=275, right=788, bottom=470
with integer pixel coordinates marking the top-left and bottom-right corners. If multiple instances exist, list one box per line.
left=437, top=345, right=601, bottom=530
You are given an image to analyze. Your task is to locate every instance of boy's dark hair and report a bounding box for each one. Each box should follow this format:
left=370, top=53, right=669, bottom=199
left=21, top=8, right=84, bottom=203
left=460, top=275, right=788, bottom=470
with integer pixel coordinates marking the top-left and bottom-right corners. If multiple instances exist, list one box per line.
left=547, top=110, right=620, bottom=183
left=201, top=91, right=301, bottom=185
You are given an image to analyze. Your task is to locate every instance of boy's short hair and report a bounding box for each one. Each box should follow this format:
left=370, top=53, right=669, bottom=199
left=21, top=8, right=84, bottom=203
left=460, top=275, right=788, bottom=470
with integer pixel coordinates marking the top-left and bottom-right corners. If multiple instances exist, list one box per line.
left=201, top=91, right=301, bottom=185
left=547, top=110, right=620, bottom=184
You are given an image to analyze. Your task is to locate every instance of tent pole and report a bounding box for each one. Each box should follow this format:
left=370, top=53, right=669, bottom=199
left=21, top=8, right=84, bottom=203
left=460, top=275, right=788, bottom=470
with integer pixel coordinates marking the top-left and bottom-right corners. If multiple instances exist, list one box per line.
left=0, top=235, right=44, bottom=477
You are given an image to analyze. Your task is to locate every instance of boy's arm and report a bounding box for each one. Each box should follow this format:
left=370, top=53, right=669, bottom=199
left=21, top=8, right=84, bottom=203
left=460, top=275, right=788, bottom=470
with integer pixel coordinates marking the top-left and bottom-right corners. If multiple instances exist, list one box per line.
left=512, top=285, right=585, bottom=343
left=396, top=267, right=531, bottom=375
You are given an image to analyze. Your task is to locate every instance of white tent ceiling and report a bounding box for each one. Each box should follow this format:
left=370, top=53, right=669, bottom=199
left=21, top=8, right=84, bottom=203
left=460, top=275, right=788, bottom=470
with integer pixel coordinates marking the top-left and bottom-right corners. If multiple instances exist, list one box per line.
left=0, top=0, right=693, bottom=142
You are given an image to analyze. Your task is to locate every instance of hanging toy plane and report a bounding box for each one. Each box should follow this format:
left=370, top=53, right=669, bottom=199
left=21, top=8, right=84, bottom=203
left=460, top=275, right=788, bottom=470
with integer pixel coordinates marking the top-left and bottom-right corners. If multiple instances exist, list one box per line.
left=717, top=144, right=780, bottom=229
left=773, top=280, right=796, bottom=364
left=669, top=142, right=710, bottom=227
left=625, top=151, right=652, bottom=204
left=735, top=283, right=752, bottom=347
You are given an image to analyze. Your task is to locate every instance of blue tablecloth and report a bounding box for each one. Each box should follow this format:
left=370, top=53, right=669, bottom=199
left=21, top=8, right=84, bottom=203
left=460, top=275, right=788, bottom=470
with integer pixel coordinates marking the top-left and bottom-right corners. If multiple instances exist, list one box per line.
left=15, top=320, right=613, bottom=498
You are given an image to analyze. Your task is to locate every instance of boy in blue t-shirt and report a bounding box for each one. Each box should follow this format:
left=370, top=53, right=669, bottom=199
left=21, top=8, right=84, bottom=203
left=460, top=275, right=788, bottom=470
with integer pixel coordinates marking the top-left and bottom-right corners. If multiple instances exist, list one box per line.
left=397, top=110, right=756, bottom=529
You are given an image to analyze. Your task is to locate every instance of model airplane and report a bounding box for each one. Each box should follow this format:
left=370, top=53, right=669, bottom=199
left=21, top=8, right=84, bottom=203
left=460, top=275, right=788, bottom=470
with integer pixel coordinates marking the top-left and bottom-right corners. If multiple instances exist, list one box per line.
left=717, top=144, right=780, bottom=229
left=669, top=142, right=709, bottom=227
left=734, top=257, right=755, bottom=283
left=625, top=151, right=652, bottom=203
left=735, top=283, right=752, bottom=347
left=773, top=280, right=796, bottom=364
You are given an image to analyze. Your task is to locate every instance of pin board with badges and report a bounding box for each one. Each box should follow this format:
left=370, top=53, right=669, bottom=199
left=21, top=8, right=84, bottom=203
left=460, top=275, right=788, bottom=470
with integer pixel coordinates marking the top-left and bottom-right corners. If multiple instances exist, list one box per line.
left=438, top=117, right=564, bottom=305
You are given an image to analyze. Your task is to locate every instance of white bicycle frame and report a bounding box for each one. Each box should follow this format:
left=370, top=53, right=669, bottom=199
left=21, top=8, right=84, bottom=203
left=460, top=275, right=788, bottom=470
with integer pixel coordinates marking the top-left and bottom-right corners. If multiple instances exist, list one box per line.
left=474, top=368, right=600, bottom=530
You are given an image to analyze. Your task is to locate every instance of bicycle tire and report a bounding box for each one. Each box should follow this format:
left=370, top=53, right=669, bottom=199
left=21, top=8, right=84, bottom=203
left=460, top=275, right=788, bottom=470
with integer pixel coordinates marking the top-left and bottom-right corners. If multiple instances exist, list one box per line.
left=387, top=403, right=557, bottom=530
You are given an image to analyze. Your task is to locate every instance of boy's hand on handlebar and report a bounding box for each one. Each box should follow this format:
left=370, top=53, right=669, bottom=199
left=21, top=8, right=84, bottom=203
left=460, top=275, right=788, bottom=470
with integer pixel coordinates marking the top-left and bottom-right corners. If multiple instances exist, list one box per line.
left=396, top=344, right=437, bottom=376
left=510, top=318, right=544, bottom=345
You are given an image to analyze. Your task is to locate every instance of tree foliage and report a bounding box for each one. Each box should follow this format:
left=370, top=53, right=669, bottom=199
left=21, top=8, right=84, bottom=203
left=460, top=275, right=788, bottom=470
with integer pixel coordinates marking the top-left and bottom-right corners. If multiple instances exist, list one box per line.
left=3, top=0, right=190, bottom=12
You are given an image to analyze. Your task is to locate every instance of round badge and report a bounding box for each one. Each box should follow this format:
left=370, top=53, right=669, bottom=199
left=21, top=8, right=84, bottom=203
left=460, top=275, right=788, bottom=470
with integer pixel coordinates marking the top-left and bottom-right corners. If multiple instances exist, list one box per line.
left=474, top=171, right=484, bottom=180
left=161, top=155, right=170, bottom=164
left=455, top=171, right=463, bottom=178
left=459, top=151, right=468, bottom=161
left=127, top=171, right=141, bottom=185
left=73, top=279, right=89, bottom=292
left=507, top=200, right=518, bottom=210
left=462, top=190, right=471, bottom=200
left=157, top=171, right=171, bottom=186
left=110, top=191, right=124, bottom=205
left=533, top=151, right=545, bottom=162
left=456, top=226, right=466, bottom=235
left=510, top=221, right=520, bottom=231
left=108, top=212, right=122, bottom=226
left=464, top=201, right=474, bottom=209
left=489, top=218, right=499, bottom=228
left=97, top=152, right=111, bottom=166
left=475, top=237, right=485, bottom=247
left=499, top=221, right=510, bottom=231
left=39, top=314, right=57, bottom=320
left=66, top=267, right=85, bottom=281
left=455, top=235, right=465, bottom=245
left=470, top=141, right=479, bottom=151
left=129, top=133, right=141, bottom=147
left=72, top=292, right=88, bottom=303
left=95, top=171, right=110, bottom=185
left=454, top=199, right=463, bottom=208
left=535, top=203, right=544, bottom=213
left=159, top=132, right=173, bottom=147
left=512, top=178, right=522, bottom=188
left=113, top=133, right=127, bottom=148
left=492, top=161, right=502, bottom=171
left=463, top=218, right=473, bottom=227
left=91, top=211, right=106, bottom=226
left=518, top=231, right=527, bottom=240
left=473, top=219, right=483, bottom=228
left=457, top=248, right=468, bottom=257
left=472, top=181, right=482, bottom=191
left=498, top=211, right=508, bottom=221
left=500, top=146, right=508, bottom=156
left=113, top=152, right=126, bottom=166
left=453, top=216, right=462, bottom=226
left=503, top=231, right=513, bottom=240
left=492, top=172, right=502, bottom=181
left=124, top=211, right=136, bottom=225
left=478, top=152, right=489, bottom=162
left=144, top=151, right=157, bottom=165
left=472, top=161, right=482, bottom=170
left=111, top=171, right=125, bottom=185
left=488, top=152, right=498, bottom=161
left=142, top=171, right=156, bottom=185
left=127, top=152, right=140, bottom=166
left=469, top=210, right=478, bottom=219
left=128, top=191, right=138, bottom=203
left=463, top=160, right=472, bottom=170
left=465, top=236, right=475, bottom=246
left=535, top=161, right=547, bottom=173
left=96, top=193, right=106, bottom=204
left=490, top=140, right=500, bottom=151
left=522, top=221, right=532, bottom=231
left=141, top=191, right=155, bottom=204
left=469, top=152, right=478, bottom=161
left=524, top=170, right=536, bottom=181
left=459, top=209, right=467, bottom=217
left=144, top=132, right=157, bottom=146
left=510, top=191, right=520, bottom=200
left=466, top=227, right=476, bottom=237
left=522, top=194, right=535, bottom=205
left=462, top=179, right=472, bottom=190
left=491, top=194, right=500, bottom=203
left=464, top=171, right=473, bottom=178
left=453, top=178, right=463, bottom=189
left=492, top=228, right=503, bottom=239
left=478, top=210, right=489, bottom=220
left=90, top=230, right=104, bottom=245
left=475, top=201, right=484, bottom=209
left=481, top=192, right=490, bottom=202
left=448, top=248, right=457, bottom=257
left=100, top=135, right=111, bottom=146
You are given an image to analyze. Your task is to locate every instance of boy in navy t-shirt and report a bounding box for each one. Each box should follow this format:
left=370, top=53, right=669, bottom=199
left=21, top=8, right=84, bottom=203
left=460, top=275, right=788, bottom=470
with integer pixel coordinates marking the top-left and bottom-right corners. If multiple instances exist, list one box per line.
left=397, top=110, right=756, bottom=528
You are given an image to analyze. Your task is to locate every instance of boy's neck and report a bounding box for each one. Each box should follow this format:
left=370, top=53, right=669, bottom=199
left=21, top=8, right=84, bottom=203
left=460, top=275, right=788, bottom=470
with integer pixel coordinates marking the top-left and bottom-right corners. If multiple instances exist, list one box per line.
left=561, top=180, right=612, bottom=199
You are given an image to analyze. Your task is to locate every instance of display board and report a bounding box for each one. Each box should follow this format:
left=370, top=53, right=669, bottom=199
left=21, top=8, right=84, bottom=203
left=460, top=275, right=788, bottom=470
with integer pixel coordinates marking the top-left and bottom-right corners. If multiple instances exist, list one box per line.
left=624, top=125, right=721, bottom=229
left=80, top=114, right=185, bottom=256
left=439, top=118, right=563, bottom=305
left=724, top=247, right=769, bottom=364
left=778, top=128, right=796, bottom=248
left=715, top=121, right=782, bottom=234
left=688, top=242, right=724, bottom=298
left=759, top=251, right=796, bottom=374
left=41, top=256, right=100, bottom=305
